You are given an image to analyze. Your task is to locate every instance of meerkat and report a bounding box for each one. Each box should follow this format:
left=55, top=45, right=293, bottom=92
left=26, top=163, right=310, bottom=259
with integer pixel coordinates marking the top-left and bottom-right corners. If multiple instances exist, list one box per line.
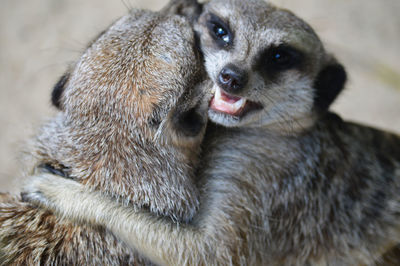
left=0, top=1, right=210, bottom=264
left=24, top=0, right=400, bottom=265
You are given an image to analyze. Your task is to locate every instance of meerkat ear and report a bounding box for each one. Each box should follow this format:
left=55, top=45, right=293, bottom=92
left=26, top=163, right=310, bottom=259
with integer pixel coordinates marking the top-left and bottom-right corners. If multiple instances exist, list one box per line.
left=313, top=57, right=347, bottom=111
left=51, top=72, right=70, bottom=110
left=161, top=0, right=203, bottom=22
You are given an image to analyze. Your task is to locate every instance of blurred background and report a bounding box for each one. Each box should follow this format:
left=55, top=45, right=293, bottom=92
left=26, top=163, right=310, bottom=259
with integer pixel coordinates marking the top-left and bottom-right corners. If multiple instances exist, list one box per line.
left=1, top=0, right=399, bottom=192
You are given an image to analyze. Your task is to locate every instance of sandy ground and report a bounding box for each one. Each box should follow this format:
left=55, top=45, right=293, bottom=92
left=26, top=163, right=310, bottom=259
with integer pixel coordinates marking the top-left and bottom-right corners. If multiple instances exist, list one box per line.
left=0, top=0, right=399, bottom=193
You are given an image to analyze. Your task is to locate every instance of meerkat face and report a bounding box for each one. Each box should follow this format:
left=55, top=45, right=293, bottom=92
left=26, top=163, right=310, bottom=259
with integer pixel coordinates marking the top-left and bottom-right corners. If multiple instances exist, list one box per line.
left=51, top=10, right=208, bottom=148
left=195, top=0, right=346, bottom=130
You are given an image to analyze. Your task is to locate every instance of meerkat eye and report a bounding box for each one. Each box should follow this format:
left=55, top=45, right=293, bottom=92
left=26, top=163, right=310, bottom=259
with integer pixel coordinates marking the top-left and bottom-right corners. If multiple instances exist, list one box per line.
left=268, top=46, right=302, bottom=71
left=206, top=14, right=233, bottom=48
left=272, top=51, right=290, bottom=64
left=212, top=24, right=230, bottom=43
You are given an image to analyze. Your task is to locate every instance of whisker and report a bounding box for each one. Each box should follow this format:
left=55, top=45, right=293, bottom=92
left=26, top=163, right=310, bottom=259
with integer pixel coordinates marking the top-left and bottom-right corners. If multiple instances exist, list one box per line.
left=121, top=0, right=133, bottom=12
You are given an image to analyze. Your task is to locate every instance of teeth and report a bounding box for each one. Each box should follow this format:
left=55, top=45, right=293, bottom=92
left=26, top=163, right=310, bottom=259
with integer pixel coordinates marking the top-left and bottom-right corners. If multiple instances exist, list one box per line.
left=214, top=85, right=222, bottom=101
left=212, top=86, right=247, bottom=115
left=232, top=97, right=246, bottom=112
left=210, top=84, right=217, bottom=94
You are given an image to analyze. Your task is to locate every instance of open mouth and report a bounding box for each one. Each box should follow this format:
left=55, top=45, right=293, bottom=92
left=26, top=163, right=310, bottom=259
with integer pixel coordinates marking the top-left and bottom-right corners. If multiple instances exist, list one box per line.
left=209, top=86, right=262, bottom=117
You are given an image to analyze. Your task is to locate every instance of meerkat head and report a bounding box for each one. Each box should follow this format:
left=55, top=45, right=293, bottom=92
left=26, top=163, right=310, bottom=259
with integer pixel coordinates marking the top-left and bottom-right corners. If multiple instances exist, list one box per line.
left=195, top=0, right=346, bottom=131
left=51, top=9, right=208, bottom=149
left=34, top=9, right=210, bottom=220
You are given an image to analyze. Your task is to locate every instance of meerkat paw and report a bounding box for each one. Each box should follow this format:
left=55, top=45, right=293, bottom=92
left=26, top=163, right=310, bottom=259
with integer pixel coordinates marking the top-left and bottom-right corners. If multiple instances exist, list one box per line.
left=21, top=172, right=83, bottom=212
left=21, top=172, right=105, bottom=225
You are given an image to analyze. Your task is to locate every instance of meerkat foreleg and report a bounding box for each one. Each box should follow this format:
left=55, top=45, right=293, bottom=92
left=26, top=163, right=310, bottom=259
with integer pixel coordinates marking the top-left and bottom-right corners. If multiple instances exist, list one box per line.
left=23, top=173, right=218, bottom=266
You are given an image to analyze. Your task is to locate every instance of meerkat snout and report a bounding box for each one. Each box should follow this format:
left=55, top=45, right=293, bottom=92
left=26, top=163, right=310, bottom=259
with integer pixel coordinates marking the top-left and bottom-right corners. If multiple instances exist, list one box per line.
left=218, top=64, right=248, bottom=93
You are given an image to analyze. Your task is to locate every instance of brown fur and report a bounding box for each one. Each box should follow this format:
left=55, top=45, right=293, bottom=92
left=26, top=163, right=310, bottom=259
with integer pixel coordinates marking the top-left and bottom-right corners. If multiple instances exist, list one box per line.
left=23, top=0, right=400, bottom=265
left=0, top=1, right=208, bottom=264
left=0, top=193, right=143, bottom=265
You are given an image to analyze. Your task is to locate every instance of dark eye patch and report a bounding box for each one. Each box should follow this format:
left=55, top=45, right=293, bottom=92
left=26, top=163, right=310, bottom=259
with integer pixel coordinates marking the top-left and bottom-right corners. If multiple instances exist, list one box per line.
left=176, top=108, right=205, bottom=137
left=262, top=45, right=303, bottom=72
left=172, top=106, right=206, bottom=137
left=206, top=13, right=233, bottom=48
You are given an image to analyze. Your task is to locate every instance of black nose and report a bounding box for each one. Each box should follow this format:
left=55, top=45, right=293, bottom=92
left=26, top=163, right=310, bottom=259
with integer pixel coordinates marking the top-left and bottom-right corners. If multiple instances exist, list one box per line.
left=218, top=65, right=248, bottom=94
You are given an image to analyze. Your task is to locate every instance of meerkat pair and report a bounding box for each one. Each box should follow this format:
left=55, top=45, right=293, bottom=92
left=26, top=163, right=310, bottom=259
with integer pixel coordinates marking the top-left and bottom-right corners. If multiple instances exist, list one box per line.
left=0, top=1, right=210, bottom=264
left=24, top=0, right=400, bottom=265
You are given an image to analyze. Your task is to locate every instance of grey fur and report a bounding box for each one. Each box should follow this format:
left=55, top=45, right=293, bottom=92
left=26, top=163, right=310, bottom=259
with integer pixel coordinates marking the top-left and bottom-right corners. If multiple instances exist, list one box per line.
left=22, top=0, right=400, bottom=265
left=0, top=3, right=209, bottom=264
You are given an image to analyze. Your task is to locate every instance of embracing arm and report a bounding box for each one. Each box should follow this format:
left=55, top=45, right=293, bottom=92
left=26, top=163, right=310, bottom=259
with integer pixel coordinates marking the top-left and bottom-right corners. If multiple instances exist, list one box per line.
left=22, top=173, right=228, bottom=265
